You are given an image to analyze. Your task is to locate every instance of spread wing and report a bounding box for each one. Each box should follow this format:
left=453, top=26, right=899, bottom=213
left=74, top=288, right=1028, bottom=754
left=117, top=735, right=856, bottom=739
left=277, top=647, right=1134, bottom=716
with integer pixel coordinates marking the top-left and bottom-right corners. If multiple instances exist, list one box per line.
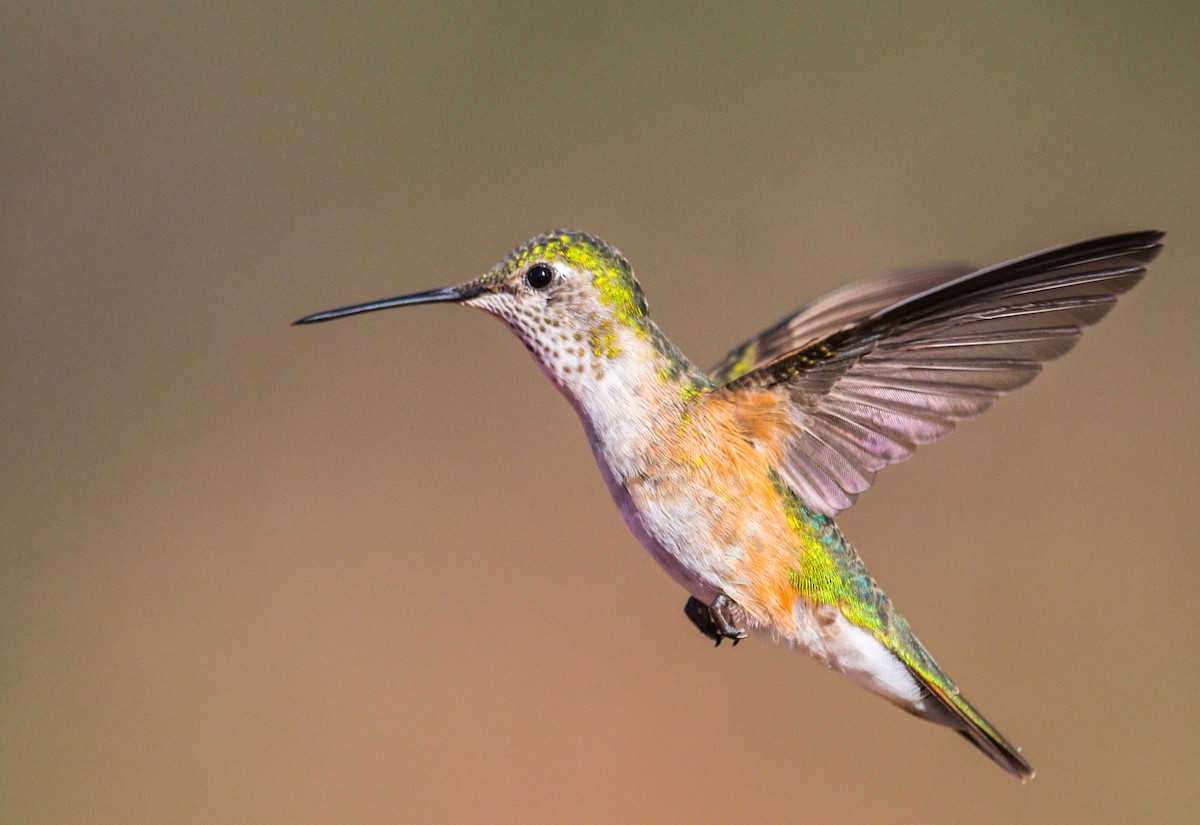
left=712, top=231, right=1163, bottom=516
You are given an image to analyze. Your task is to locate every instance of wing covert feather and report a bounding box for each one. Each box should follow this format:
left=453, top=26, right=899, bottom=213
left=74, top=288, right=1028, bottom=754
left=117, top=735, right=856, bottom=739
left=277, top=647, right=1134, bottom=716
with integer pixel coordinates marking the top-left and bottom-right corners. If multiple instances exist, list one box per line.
left=710, top=264, right=974, bottom=385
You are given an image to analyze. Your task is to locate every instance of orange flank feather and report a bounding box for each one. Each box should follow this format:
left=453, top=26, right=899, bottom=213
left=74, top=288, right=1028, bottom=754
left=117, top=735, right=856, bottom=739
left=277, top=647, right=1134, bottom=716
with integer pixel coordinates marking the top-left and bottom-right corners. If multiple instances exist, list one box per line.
left=659, top=387, right=809, bottom=627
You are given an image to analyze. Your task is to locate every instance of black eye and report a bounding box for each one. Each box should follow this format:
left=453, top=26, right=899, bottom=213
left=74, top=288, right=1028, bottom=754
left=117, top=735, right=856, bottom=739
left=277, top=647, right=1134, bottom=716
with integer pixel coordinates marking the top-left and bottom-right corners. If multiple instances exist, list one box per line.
left=525, top=263, right=554, bottom=290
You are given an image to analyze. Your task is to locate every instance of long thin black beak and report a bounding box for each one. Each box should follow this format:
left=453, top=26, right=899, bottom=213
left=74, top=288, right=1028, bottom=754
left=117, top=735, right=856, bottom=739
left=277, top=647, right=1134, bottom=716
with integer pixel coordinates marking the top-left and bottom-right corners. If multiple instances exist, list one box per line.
left=293, top=284, right=478, bottom=325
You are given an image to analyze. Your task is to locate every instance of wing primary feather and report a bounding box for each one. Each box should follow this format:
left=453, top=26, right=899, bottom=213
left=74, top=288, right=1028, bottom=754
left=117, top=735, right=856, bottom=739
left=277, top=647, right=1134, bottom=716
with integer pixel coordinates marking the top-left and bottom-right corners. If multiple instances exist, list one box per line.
left=869, top=231, right=1161, bottom=331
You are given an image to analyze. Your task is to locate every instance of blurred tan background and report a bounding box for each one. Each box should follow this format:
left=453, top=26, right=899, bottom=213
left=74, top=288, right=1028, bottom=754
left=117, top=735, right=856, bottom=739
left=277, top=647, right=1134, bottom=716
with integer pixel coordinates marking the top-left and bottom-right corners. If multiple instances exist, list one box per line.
left=3, top=3, right=1198, bottom=823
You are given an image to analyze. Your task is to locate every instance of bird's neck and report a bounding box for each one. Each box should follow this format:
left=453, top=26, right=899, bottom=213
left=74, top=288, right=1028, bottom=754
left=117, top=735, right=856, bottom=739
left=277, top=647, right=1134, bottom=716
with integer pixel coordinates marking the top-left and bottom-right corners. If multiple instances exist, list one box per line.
left=556, top=320, right=713, bottom=483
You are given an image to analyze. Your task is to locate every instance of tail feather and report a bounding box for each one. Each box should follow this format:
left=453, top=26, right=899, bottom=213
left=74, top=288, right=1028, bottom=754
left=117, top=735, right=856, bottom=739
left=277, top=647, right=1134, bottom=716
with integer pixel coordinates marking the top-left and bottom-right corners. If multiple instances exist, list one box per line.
left=903, top=663, right=1035, bottom=782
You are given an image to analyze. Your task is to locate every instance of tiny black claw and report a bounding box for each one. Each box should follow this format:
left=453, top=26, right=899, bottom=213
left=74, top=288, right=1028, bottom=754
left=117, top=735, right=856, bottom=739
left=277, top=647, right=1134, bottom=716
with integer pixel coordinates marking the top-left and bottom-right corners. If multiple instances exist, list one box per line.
left=684, top=594, right=747, bottom=646
left=710, top=594, right=748, bottom=644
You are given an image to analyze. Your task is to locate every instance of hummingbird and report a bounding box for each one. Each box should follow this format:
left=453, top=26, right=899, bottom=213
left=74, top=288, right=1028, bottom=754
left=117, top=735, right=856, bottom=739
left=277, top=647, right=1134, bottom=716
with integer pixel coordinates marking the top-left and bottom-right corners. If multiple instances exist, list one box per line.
left=295, top=229, right=1163, bottom=781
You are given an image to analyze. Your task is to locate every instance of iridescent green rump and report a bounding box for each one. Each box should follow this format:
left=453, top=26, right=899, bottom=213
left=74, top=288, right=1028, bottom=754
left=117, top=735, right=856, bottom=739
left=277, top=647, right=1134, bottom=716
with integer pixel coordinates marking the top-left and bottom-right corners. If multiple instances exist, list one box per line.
left=770, top=471, right=956, bottom=697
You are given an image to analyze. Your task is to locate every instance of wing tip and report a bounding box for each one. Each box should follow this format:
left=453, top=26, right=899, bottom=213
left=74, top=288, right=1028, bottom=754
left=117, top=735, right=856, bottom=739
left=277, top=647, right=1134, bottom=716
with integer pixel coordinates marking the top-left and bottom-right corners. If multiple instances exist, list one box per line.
left=1073, top=229, right=1164, bottom=273
left=1103, top=228, right=1165, bottom=262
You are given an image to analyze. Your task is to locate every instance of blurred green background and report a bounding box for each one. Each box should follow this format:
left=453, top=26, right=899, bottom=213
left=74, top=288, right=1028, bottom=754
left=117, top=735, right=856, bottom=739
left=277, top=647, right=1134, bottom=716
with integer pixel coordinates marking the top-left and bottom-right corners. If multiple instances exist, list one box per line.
left=3, top=3, right=1198, bottom=823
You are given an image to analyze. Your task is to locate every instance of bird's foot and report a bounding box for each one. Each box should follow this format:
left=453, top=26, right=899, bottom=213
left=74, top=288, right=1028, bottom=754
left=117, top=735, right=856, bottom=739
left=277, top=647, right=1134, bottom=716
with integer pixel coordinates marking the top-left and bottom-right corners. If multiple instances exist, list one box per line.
left=684, top=594, right=748, bottom=646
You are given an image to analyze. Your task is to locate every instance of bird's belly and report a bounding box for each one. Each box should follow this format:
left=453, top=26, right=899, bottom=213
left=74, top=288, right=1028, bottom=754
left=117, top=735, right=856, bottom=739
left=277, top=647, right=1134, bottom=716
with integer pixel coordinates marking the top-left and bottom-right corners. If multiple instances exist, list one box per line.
left=581, top=401, right=798, bottom=621
left=589, top=451, right=734, bottom=602
left=611, top=483, right=722, bottom=602
left=615, top=471, right=786, bottom=616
